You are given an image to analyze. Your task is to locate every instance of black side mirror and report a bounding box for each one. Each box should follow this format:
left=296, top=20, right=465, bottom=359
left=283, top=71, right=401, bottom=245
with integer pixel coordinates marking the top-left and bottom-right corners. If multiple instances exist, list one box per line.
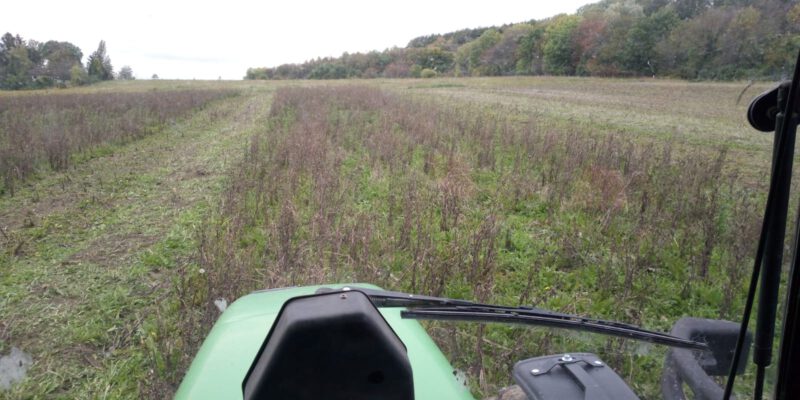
left=661, top=318, right=752, bottom=400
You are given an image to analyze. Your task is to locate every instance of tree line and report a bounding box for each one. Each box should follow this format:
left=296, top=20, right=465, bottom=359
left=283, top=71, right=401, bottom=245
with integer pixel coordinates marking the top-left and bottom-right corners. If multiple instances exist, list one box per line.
left=0, top=33, right=134, bottom=90
left=246, top=0, right=800, bottom=81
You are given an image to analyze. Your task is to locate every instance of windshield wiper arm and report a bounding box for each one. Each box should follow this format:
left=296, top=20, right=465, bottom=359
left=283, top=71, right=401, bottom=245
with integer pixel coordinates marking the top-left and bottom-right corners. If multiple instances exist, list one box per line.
left=402, top=307, right=707, bottom=350
left=320, top=286, right=709, bottom=351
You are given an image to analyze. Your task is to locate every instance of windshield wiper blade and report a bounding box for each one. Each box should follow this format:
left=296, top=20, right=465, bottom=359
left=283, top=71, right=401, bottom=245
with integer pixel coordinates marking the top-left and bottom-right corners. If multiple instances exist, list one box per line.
left=402, top=307, right=707, bottom=350
left=320, top=286, right=709, bottom=351
left=330, top=287, right=708, bottom=350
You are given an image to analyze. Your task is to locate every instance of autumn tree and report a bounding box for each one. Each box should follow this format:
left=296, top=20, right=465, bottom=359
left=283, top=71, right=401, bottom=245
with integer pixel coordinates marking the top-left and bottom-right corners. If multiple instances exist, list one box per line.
left=573, top=13, right=609, bottom=75
left=482, top=24, right=534, bottom=75
left=241, top=0, right=798, bottom=81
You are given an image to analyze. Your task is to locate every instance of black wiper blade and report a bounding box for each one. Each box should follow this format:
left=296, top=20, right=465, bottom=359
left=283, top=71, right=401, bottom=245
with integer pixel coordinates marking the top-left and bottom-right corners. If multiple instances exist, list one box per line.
left=319, top=286, right=709, bottom=351
left=403, top=307, right=708, bottom=351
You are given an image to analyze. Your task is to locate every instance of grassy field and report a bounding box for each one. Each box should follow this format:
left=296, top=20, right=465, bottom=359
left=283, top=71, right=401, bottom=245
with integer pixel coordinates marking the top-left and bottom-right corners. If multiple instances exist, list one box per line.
left=0, top=76, right=780, bottom=398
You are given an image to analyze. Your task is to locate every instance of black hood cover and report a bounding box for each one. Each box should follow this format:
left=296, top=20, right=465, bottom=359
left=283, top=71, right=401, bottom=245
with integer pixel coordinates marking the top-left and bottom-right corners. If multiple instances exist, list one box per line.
left=242, top=290, right=414, bottom=400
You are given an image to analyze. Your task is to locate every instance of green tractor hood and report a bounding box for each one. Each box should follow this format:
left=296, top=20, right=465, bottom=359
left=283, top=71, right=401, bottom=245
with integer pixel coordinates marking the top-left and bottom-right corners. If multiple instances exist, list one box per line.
left=175, top=283, right=474, bottom=399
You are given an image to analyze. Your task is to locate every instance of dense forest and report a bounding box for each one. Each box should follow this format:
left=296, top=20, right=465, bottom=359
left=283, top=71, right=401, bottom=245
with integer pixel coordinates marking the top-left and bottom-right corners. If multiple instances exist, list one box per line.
left=0, top=33, right=133, bottom=90
left=246, top=0, right=800, bottom=81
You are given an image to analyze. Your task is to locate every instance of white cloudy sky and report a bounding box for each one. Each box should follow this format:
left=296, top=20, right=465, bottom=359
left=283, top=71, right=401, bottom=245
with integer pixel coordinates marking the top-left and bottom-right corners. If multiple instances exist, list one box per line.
left=2, top=1, right=594, bottom=80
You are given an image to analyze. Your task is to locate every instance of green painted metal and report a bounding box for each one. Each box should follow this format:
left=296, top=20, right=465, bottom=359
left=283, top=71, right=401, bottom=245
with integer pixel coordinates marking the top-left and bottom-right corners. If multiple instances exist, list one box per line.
left=175, top=283, right=475, bottom=400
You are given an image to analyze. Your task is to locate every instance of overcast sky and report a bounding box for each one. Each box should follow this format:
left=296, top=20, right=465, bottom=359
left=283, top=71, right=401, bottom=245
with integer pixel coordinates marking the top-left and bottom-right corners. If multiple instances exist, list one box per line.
left=2, top=1, right=594, bottom=80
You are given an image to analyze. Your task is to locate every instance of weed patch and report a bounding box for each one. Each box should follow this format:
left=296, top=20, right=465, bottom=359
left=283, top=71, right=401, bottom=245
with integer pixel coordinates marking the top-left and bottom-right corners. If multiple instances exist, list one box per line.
left=0, top=89, right=238, bottom=194
left=191, top=85, right=762, bottom=397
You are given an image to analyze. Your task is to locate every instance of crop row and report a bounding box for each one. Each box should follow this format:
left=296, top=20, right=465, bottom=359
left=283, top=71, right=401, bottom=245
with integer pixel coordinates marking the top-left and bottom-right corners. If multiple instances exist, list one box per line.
left=0, top=89, right=237, bottom=195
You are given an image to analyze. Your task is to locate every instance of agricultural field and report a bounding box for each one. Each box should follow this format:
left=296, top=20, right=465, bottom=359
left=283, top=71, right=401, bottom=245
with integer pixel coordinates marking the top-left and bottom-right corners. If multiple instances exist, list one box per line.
left=0, top=76, right=779, bottom=398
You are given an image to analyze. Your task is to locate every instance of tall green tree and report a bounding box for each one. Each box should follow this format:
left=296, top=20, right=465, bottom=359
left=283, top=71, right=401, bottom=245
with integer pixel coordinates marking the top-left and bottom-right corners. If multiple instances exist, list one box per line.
left=623, top=9, right=678, bottom=75
left=87, top=40, right=113, bottom=81
left=0, top=33, right=26, bottom=89
left=3, top=45, right=33, bottom=89
left=70, top=64, right=88, bottom=86
left=0, top=33, right=37, bottom=89
left=41, top=41, right=83, bottom=82
left=308, top=63, right=351, bottom=79
left=515, top=24, right=546, bottom=75
left=543, top=15, right=582, bottom=75
left=713, top=7, right=766, bottom=78
left=656, top=7, right=735, bottom=79
left=409, top=47, right=454, bottom=73
left=455, top=29, right=501, bottom=76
